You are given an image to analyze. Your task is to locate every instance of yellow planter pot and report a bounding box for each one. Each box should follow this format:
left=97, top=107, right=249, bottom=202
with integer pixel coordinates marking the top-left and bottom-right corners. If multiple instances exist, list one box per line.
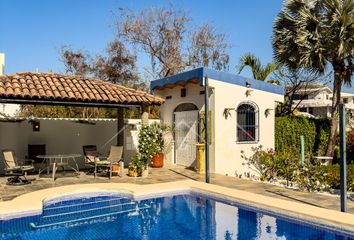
left=196, top=143, right=205, bottom=174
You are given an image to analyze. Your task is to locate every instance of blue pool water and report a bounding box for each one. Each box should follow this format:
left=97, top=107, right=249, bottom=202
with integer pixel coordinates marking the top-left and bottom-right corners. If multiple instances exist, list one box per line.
left=0, top=192, right=353, bottom=240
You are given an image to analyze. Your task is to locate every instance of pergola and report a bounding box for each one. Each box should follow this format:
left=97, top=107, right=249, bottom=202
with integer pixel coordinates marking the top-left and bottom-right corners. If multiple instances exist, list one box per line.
left=0, top=72, right=164, bottom=147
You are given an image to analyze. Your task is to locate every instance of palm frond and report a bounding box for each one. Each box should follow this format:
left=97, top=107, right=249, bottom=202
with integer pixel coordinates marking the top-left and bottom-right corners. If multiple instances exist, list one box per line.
left=237, top=53, right=262, bottom=80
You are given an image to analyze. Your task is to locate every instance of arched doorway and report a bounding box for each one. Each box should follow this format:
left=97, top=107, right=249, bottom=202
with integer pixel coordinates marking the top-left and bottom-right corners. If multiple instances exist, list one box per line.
left=174, top=103, right=199, bottom=168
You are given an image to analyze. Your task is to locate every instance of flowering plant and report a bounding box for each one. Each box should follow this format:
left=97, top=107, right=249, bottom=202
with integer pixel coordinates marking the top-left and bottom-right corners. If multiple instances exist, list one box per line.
left=138, top=123, right=170, bottom=166
left=128, top=154, right=145, bottom=176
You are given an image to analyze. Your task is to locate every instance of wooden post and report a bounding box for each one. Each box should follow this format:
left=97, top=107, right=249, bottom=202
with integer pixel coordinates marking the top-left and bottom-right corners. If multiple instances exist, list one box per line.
left=141, top=104, right=149, bottom=126
left=117, top=108, right=124, bottom=147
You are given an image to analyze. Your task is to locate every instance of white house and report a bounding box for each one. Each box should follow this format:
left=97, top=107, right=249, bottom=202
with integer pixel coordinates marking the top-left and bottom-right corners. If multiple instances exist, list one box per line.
left=290, top=83, right=354, bottom=121
left=0, top=53, right=21, bottom=117
left=151, top=67, right=284, bottom=177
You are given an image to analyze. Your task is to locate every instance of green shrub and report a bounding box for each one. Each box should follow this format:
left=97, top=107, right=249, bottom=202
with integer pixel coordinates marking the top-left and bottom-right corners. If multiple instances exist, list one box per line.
left=312, top=118, right=331, bottom=156
left=242, top=146, right=301, bottom=183
left=333, top=131, right=354, bottom=164
left=241, top=146, right=283, bottom=181
left=275, top=116, right=316, bottom=157
left=346, top=131, right=354, bottom=164
left=275, top=116, right=332, bottom=158
left=243, top=144, right=354, bottom=192
left=324, top=164, right=354, bottom=191
left=295, top=160, right=329, bottom=192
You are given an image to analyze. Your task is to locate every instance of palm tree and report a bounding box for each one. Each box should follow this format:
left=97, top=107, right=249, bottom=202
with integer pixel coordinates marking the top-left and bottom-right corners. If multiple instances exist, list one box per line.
left=273, top=0, right=353, bottom=157
left=237, top=53, right=279, bottom=81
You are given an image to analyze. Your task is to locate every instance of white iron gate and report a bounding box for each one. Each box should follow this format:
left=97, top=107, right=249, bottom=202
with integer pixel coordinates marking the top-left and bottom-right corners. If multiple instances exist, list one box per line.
left=174, top=110, right=198, bottom=167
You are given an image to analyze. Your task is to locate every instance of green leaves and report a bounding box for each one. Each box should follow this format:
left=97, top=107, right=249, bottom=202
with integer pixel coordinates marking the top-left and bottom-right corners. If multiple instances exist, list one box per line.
left=275, top=116, right=330, bottom=157
left=237, top=53, right=278, bottom=81
left=273, top=0, right=353, bottom=74
left=273, top=0, right=353, bottom=156
left=137, top=123, right=170, bottom=165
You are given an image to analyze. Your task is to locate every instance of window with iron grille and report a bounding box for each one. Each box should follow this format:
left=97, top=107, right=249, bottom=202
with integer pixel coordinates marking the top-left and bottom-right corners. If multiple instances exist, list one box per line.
left=237, top=103, right=259, bottom=142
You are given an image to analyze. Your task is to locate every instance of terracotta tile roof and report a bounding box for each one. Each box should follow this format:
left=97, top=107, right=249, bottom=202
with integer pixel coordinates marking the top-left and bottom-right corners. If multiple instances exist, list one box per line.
left=0, top=72, right=164, bottom=106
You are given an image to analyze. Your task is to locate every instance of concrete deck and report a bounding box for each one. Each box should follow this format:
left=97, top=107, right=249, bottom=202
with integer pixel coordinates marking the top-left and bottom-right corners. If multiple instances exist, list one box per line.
left=0, top=165, right=353, bottom=214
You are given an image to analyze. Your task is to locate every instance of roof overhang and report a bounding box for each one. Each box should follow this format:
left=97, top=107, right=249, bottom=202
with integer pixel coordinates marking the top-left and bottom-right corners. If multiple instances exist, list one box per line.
left=0, top=98, right=140, bottom=108
left=0, top=72, right=164, bottom=108
left=150, top=67, right=285, bottom=95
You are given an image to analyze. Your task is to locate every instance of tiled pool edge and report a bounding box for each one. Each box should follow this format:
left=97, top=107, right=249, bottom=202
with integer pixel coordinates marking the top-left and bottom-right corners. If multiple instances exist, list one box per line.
left=0, top=180, right=353, bottom=235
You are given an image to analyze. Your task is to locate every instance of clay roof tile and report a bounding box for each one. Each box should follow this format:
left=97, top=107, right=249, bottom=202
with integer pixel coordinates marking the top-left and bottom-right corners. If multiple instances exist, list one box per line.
left=0, top=72, right=164, bottom=105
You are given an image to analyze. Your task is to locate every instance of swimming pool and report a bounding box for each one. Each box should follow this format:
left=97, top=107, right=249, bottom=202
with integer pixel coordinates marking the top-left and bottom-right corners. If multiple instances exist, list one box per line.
left=0, top=192, right=353, bottom=240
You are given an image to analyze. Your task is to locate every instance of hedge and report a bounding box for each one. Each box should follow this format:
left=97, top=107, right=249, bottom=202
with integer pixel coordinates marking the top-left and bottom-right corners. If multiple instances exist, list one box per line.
left=275, top=116, right=330, bottom=157
left=324, top=164, right=354, bottom=191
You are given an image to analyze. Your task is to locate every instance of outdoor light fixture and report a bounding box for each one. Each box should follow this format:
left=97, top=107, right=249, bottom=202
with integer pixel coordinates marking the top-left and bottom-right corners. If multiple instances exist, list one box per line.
left=265, top=108, right=274, bottom=118
left=245, top=89, right=253, bottom=97
left=29, top=120, right=40, bottom=132
left=246, top=81, right=251, bottom=88
left=223, top=108, right=235, bottom=119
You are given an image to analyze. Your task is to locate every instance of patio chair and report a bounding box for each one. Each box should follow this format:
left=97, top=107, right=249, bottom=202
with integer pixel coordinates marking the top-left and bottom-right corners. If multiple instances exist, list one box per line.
left=83, top=145, right=123, bottom=178
left=2, top=149, right=34, bottom=185
left=105, top=146, right=123, bottom=179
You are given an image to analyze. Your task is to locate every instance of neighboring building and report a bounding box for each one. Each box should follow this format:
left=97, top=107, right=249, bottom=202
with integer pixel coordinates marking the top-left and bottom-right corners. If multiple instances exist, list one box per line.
left=0, top=53, right=4, bottom=76
left=151, top=67, right=284, bottom=177
left=289, top=83, right=354, bottom=121
left=0, top=53, right=20, bottom=117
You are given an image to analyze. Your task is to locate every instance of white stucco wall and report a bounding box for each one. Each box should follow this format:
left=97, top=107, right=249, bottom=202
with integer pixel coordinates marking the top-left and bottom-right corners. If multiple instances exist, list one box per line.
left=155, top=78, right=283, bottom=177
left=0, top=118, right=159, bottom=174
left=0, top=104, right=20, bottom=117
left=154, top=83, right=216, bottom=172
left=209, top=79, right=283, bottom=176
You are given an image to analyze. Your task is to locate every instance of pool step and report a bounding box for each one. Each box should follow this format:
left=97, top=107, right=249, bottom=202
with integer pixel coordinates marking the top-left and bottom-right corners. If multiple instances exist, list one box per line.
left=30, top=196, right=150, bottom=229
left=45, top=196, right=129, bottom=210
left=43, top=197, right=132, bottom=215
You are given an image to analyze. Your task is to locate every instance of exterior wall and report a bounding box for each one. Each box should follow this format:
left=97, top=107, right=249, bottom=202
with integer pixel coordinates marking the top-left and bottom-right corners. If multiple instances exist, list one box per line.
left=0, top=118, right=159, bottom=174
left=209, top=79, right=283, bottom=177
left=154, top=83, right=215, bottom=172
left=343, top=95, right=354, bottom=110
left=155, top=79, right=283, bottom=177
left=312, top=107, right=330, bottom=117
left=0, top=53, right=4, bottom=76
left=0, top=104, right=20, bottom=117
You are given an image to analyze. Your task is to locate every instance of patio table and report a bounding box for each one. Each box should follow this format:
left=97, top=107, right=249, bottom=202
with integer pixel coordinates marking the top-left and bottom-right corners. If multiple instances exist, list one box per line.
left=37, top=154, right=81, bottom=181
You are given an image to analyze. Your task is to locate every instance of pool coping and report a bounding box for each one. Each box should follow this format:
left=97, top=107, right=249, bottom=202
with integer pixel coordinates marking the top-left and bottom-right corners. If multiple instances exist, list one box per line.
left=0, top=180, right=353, bottom=235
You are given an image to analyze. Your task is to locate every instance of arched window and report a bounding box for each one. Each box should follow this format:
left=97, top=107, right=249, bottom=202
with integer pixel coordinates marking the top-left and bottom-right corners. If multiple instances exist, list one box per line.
left=237, top=102, right=259, bottom=142
left=174, top=103, right=198, bottom=112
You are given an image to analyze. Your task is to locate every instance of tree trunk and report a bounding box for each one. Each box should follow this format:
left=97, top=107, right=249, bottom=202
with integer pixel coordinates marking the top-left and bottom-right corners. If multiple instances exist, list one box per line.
left=325, top=65, right=343, bottom=157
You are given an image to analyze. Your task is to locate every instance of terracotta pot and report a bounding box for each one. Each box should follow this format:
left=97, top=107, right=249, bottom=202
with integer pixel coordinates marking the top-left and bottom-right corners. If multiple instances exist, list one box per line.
left=152, top=153, right=164, bottom=168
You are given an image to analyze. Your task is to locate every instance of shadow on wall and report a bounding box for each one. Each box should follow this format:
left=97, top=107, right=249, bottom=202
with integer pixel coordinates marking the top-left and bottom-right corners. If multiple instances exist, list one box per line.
left=0, top=118, right=160, bottom=175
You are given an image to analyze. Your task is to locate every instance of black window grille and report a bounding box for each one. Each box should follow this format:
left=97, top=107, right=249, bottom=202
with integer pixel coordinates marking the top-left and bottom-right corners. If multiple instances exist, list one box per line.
left=237, top=103, right=258, bottom=142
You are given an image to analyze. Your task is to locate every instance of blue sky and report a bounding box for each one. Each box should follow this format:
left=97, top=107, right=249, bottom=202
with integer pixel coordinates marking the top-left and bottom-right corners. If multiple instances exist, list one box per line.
left=0, top=0, right=352, bottom=93
left=0, top=0, right=283, bottom=76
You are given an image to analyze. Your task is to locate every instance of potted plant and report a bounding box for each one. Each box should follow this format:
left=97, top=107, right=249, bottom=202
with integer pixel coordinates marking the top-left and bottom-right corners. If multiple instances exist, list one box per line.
left=138, top=123, right=170, bottom=168
left=128, top=157, right=143, bottom=177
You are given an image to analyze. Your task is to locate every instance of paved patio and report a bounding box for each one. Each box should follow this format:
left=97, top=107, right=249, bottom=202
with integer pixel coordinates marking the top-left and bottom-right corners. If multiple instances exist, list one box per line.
left=0, top=165, right=353, bottom=214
